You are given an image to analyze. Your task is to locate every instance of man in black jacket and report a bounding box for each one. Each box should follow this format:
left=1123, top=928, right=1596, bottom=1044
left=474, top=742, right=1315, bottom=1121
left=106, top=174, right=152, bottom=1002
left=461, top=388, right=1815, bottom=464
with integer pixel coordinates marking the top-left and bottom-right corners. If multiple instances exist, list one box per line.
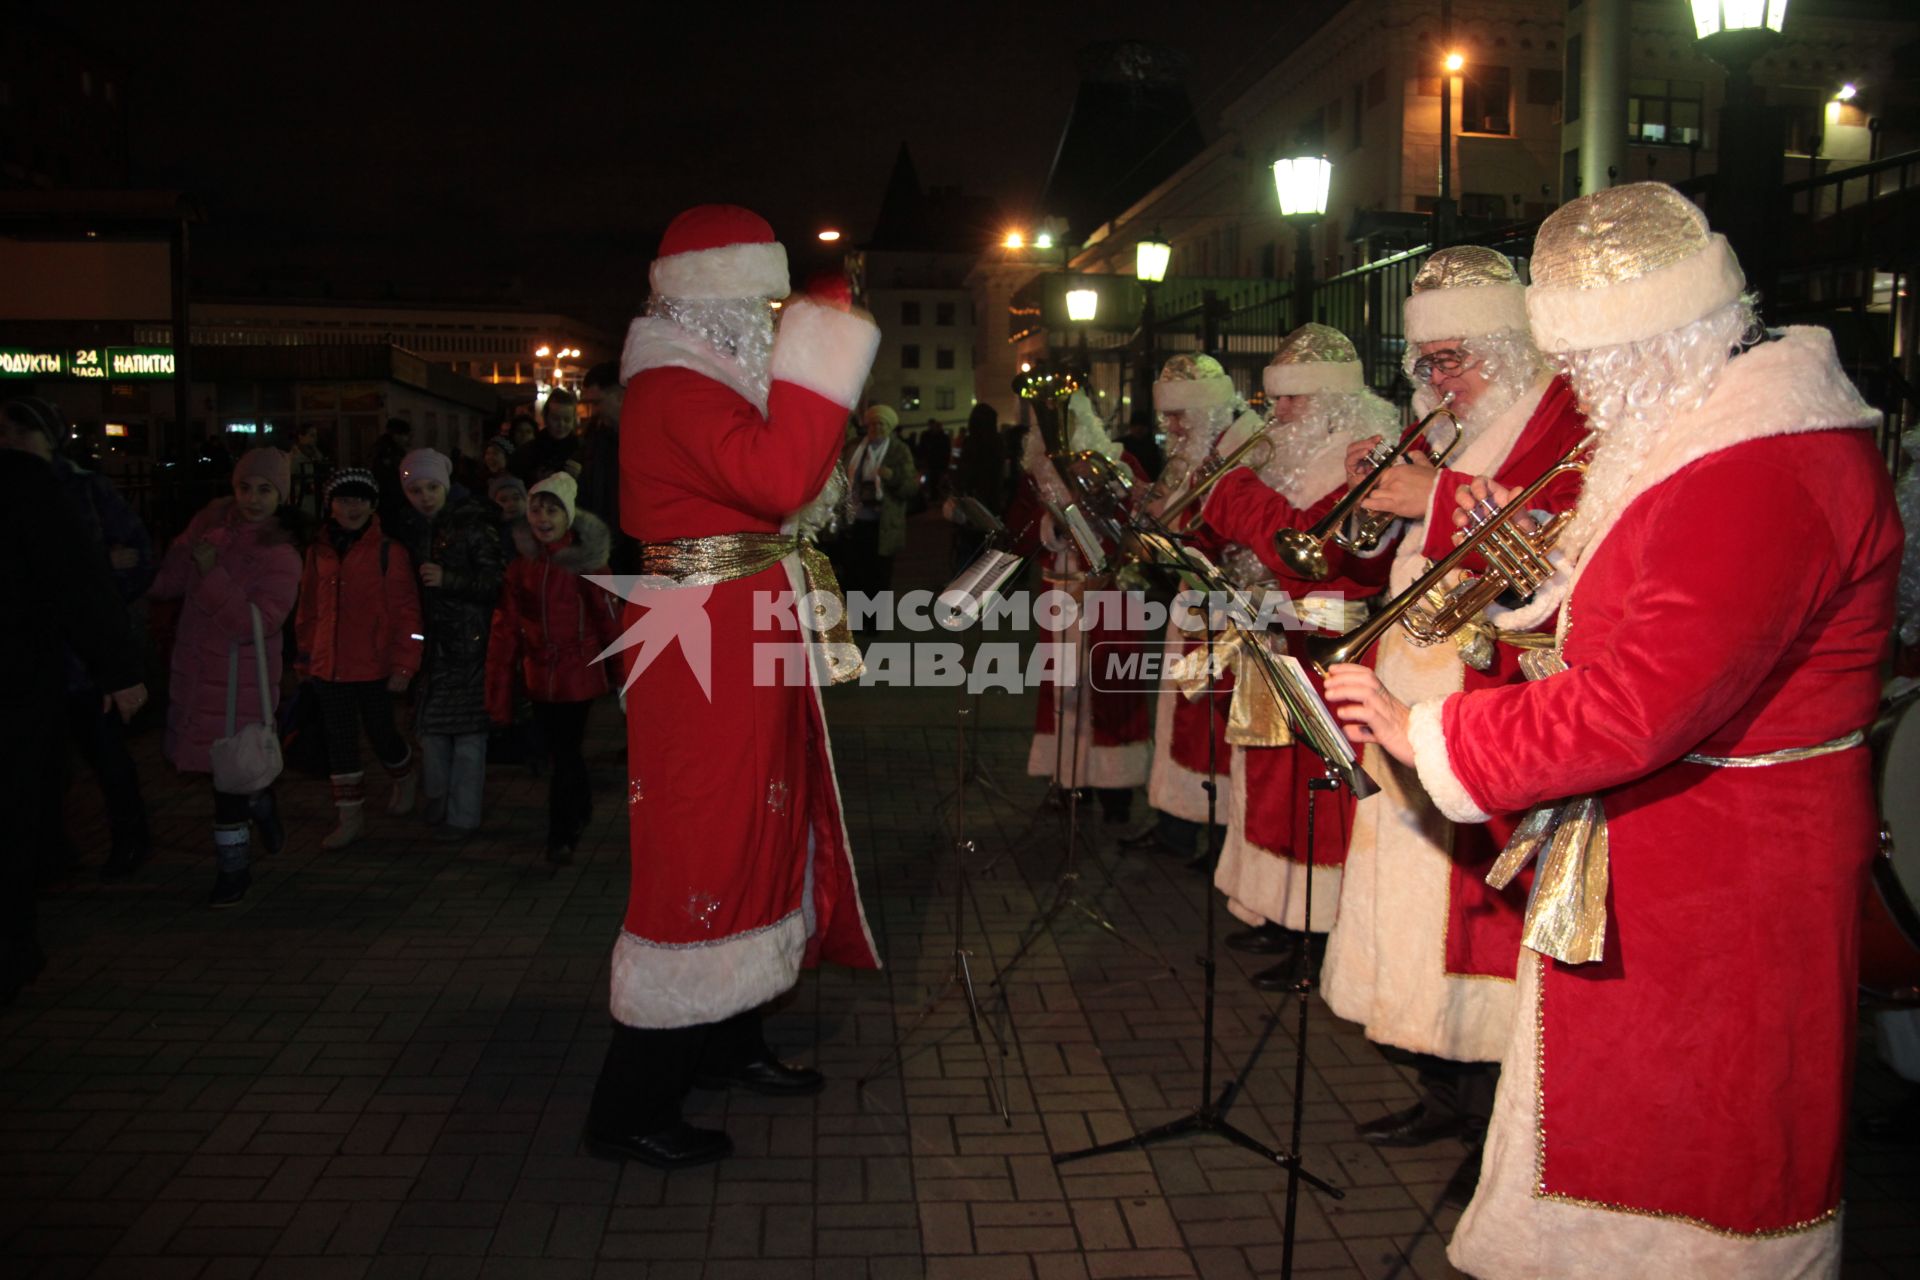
left=0, top=445, right=148, bottom=1005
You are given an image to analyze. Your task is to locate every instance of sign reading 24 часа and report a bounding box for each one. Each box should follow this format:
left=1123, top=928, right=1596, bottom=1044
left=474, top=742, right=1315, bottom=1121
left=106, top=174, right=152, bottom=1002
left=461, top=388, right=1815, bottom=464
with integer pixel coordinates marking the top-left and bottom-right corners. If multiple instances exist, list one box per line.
left=0, top=346, right=176, bottom=380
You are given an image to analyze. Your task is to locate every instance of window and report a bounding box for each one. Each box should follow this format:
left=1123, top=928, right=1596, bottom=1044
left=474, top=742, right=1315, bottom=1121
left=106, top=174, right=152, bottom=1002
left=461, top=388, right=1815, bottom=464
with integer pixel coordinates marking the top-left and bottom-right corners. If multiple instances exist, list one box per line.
left=901, top=344, right=921, bottom=370
left=1526, top=68, right=1562, bottom=107
left=935, top=347, right=955, bottom=370
left=1627, top=79, right=1705, bottom=146
left=935, top=301, right=955, bottom=325
left=1461, top=192, right=1509, bottom=220
left=900, top=386, right=921, bottom=411
left=901, top=300, right=921, bottom=326
left=1460, top=65, right=1512, bottom=135
left=935, top=387, right=956, bottom=411
left=1565, top=34, right=1583, bottom=124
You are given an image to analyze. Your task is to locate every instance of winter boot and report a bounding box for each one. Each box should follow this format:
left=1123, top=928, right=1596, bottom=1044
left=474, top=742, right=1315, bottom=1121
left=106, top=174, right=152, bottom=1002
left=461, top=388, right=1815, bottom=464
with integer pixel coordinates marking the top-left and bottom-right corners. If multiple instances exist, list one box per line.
left=210, top=823, right=252, bottom=908
left=250, top=788, right=285, bottom=856
left=385, top=751, right=417, bottom=817
left=322, top=773, right=367, bottom=850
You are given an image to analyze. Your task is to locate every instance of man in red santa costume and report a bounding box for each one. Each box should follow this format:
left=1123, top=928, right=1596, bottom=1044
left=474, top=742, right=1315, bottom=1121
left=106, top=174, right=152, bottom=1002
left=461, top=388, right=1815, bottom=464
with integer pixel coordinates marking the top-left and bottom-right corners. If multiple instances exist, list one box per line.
left=1318, top=248, right=1587, bottom=1187
left=1006, top=387, right=1151, bottom=823
left=1199, top=324, right=1400, bottom=987
left=589, top=204, right=882, bottom=1169
left=1329, top=182, right=1901, bottom=1278
left=1122, top=355, right=1258, bottom=869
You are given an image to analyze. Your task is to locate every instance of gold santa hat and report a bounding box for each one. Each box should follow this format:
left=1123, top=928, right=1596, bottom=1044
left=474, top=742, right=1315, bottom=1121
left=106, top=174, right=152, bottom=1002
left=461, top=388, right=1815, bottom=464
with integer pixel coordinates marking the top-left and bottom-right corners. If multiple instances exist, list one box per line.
left=1525, top=182, right=1746, bottom=353
left=1151, top=353, right=1239, bottom=413
left=1403, top=245, right=1529, bottom=343
left=1262, top=323, right=1363, bottom=397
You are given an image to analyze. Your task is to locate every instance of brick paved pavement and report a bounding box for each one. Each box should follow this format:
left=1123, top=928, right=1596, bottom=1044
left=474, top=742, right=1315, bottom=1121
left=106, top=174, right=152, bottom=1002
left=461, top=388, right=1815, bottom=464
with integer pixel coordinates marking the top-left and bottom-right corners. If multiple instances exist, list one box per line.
left=5, top=515, right=1917, bottom=1279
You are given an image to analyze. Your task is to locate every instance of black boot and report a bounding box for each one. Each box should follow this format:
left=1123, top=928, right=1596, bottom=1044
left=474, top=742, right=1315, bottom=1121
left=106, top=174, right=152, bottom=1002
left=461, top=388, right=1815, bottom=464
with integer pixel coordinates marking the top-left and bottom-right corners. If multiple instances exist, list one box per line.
left=692, top=1008, right=823, bottom=1096
left=585, top=1022, right=731, bottom=1169
left=250, top=788, right=285, bottom=857
left=1225, top=923, right=1298, bottom=954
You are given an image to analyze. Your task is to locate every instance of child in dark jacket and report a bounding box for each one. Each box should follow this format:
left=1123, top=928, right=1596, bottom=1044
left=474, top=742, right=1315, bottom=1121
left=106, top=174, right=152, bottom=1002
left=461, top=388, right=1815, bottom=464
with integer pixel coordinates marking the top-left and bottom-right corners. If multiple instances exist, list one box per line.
left=487, top=473, right=618, bottom=865
left=391, top=448, right=505, bottom=840
left=295, top=468, right=423, bottom=849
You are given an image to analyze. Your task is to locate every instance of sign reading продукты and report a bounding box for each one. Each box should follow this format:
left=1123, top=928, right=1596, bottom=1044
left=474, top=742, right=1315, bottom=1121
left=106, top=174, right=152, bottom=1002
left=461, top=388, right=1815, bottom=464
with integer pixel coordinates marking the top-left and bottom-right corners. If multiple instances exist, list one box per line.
left=0, top=347, right=176, bottom=380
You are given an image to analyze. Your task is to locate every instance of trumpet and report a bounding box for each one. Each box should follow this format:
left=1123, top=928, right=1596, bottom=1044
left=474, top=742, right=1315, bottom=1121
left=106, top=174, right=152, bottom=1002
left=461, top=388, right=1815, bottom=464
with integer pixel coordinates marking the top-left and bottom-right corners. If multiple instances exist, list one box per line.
left=1156, top=417, right=1277, bottom=528
left=1304, top=433, right=1593, bottom=673
left=1273, top=395, right=1462, bottom=580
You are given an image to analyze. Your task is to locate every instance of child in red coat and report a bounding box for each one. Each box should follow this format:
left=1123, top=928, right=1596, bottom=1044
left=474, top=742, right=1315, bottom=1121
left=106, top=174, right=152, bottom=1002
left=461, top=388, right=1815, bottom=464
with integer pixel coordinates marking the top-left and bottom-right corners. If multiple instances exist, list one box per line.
left=295, top=469, right=423, bottom=848
left=487, top=473, right=618, bottom=864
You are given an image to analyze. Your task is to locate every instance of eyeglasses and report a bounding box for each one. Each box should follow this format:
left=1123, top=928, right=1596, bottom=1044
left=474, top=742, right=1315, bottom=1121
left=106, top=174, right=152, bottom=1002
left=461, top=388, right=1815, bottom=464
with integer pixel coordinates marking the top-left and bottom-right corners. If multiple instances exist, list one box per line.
left=1411, top=348, right=1470, bottom=384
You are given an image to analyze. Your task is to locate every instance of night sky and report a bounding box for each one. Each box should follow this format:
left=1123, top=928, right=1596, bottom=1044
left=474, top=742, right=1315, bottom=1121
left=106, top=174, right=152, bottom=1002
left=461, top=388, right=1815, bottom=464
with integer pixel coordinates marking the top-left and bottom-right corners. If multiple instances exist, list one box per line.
left=51, top=0, right=1300, bottom=330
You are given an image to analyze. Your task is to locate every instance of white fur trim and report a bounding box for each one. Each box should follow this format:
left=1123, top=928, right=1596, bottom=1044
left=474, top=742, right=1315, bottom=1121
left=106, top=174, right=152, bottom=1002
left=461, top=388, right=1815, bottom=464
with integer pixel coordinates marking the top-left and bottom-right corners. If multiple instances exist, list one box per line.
left=609, top=914, right=806, bottom=1029
left=769, top=299, right=880, bottom=410
left=1153, top=376, right=1239, bottom=413
left=1409, top=697, right=1492, bottom=824
left=622, top=315, right=769, bottom=412
left=650, top=240, right=789, bottom=300
left=1553, top=328, right=1878, bottom=626
left=1320, top=737, right=1517, bottom=1062
left=1448, top=954, right=1843, bottom=1279
left=1405, top=282, right=1529, bottom=344
left=1214, top=749, right=1343, bottom=934
left=1527, top=234, right=1744, bottom=353
left=1263, top=361, right=1363, bottom=398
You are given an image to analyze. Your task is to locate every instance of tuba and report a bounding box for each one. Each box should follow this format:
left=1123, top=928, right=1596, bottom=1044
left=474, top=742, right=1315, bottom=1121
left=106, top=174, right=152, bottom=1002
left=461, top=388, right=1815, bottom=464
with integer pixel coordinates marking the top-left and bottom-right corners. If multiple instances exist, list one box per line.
left=1304, top=434, right=1594, bottom=672
left=1274, top=394, right=1462, bottom=580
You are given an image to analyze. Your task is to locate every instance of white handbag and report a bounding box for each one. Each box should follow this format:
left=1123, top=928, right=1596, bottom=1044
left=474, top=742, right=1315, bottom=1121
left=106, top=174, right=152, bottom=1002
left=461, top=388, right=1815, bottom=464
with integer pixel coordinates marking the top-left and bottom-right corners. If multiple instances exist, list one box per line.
left=210, top=603, right=284, bottom=794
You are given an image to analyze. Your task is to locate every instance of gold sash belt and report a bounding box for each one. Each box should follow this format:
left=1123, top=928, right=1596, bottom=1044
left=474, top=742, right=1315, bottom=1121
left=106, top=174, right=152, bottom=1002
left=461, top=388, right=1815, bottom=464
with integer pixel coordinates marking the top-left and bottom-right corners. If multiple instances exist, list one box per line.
left=637, top=532, right=864, bottom=684
left=1487, top=728, right=1867, bottom=965
left=1166, top=591, right=1370, bottom=749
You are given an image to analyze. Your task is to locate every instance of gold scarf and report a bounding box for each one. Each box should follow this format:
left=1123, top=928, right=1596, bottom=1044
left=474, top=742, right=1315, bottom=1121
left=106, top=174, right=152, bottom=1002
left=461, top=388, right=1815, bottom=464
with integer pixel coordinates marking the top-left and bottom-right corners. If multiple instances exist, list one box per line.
left=637, top=532, right=865, bottom=684
left=1166, top=594, right=1370, bottom=748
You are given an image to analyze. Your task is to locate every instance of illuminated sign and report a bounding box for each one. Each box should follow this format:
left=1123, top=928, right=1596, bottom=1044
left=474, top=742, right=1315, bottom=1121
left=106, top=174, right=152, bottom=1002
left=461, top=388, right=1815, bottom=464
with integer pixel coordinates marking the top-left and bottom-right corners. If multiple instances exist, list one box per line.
left=107, top=347, right=175, bottom=378
left=104, top=423, right=129, bottom=437
left=72, top=348, right=106, bottom=379
left=0, top=348, right=65, bottom=377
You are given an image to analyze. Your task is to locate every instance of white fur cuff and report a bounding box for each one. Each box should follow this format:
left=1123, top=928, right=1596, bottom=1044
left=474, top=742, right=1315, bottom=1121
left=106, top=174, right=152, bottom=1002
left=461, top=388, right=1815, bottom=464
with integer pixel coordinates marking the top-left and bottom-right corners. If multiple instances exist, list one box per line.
left=1264, top=361, right=1363, bottom=398
left=1409, top=697, right=1493, bottom=824
left=1527, top=233, right=1745, bottom=353
left=1405, top=283, right=1528, bottom=344
left=609, top=914, right=805, bottom=1029
left=651, top=240, right=790, bottom=300
left=771, top=299, right=881, bottom=410
left=1153, top=377, right=1238, bottom=413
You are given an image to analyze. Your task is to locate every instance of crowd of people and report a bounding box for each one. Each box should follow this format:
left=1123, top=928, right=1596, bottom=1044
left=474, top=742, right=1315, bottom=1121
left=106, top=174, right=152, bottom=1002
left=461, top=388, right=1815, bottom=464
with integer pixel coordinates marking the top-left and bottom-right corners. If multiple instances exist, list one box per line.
left=6, top=183, right=1915, bottom=1280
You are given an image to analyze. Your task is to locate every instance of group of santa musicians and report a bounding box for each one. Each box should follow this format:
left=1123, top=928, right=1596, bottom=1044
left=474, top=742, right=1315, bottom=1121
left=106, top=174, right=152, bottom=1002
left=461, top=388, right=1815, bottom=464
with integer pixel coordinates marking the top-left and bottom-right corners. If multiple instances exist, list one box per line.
left=590, top=182, right=1907, bottom=1280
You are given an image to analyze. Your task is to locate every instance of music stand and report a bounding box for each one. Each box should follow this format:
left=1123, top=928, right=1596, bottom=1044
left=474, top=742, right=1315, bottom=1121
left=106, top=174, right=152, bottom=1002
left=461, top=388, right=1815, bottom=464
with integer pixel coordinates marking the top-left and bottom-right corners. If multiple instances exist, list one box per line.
left=858, top=699, right=1012, bottom=1124
left=1052, top=538, right=1374, bottom=1279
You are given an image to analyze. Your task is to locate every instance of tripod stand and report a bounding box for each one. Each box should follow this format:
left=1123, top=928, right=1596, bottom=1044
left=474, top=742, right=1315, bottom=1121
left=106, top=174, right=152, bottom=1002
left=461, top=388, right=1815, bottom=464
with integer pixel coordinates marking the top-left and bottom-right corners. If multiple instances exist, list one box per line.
left=929, top=691, right=1017, bottom=824
left=1053, top=623, right=1344, bottom=1278
left=990, top=600, right=1175, bottom=987
left=858, top=699, right=1012, bottom=1124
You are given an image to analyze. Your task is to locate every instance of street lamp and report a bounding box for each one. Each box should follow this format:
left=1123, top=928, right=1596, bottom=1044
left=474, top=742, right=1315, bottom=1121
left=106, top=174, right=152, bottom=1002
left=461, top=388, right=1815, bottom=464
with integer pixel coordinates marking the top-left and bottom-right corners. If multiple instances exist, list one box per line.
left=1274, top=155, right=1333, bottom=326
left=1064, top=287, right=1099, bottom=323
left=1693, top=0, right=1790, bottom=311
left=817, top=229, right=842, bottom=242
left=1694, top=0, right=1790, bottom=102
left=1133, top=232, right=1171, bottom=413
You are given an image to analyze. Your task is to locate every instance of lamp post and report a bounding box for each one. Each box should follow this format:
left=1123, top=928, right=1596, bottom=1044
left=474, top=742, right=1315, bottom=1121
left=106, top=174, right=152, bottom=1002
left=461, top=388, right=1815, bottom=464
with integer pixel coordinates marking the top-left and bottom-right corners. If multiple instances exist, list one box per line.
left=1436, top=32, right=1464, bottom=248
left=1133, top=231, right=1170, bottom=415
left=1273, top=155, right=1333, bottom=329
left=1694, top=0, right=1790, bottom=309
left=1065, top=283, right=1098, bottom=381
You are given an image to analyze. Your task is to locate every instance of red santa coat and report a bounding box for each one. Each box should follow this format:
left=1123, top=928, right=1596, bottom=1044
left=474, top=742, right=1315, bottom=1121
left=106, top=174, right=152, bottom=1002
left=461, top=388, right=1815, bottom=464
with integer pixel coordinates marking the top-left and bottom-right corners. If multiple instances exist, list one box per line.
left=1323, top=375, right=1588, bottom=1058
left=612, top=299, right=882, bottom=1029
left=1421, top=331, right=1899, bottom=1278
left=1199, top=458, right=1397, bottom=932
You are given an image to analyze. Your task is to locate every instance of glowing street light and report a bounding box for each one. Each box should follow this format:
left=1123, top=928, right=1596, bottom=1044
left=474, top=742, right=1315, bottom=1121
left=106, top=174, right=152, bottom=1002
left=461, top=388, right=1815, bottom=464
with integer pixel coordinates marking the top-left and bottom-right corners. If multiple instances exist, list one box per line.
left=1443, top=50, right=1465, bottom=73
left=535, top=344, right=552, bottom=357
left=1135, top=234, right=1171, bottom=284
left=1003, top=230, right=1025, bottom=250
left=1690, top=0, right=1790, bottom=39
left=818, top=229, right=842, bottom=242
left=1272, top=156, right=1334, bottom=218
left=1836, top=82, right=1858, bottom=101
left=1065, top=287, right=1098, bottom=323
left=1034, top=231, right=1055, bottom=251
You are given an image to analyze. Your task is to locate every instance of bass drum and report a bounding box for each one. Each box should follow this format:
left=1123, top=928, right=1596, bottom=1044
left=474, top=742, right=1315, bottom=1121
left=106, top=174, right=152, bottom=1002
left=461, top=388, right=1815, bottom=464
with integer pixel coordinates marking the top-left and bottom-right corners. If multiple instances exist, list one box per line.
left=1861, top=688, right=1920, bottom=1004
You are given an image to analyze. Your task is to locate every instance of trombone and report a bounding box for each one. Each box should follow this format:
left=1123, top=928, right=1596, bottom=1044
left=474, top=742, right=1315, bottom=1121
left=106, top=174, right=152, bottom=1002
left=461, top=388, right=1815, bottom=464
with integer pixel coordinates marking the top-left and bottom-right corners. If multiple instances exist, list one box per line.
left=1304, top=433, right=1593, bottom=673
left=1154, top=417, right=1276, bottom=529
left=1273, top=394, right=1461, bottom=581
